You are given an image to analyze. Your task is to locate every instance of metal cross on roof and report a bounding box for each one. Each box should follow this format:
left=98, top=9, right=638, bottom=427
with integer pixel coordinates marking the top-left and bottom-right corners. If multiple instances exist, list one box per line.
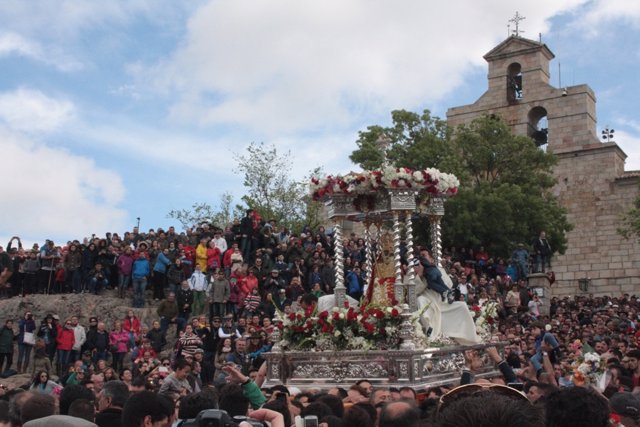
left=509, top=12, right=526, bottom=37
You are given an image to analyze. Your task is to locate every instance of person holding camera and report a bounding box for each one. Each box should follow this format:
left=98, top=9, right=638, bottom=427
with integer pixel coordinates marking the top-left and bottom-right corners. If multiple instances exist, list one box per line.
left=88, top=262, right=108, bottom=295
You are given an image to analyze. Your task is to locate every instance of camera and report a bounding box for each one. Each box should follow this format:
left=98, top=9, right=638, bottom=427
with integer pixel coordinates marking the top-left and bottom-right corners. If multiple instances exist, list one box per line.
left=180, top=409, right=263, bottom=427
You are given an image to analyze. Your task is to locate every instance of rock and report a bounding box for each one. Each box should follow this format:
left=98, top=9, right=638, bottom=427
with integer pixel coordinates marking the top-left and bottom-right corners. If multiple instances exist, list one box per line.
left=0, top=290, right=160, bottom=328
left=0, top=289, right=180, bottom=391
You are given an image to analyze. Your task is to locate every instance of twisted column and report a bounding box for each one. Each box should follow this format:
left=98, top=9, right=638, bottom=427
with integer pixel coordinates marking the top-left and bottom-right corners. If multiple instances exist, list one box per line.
left=392, top=213, right=403, bottom=304
left=427, top=197, right=445, bottom=266
left=363, top=222, right=373, bottom=288
left=333, top=220, right=346, bottom=307
left=404, top=212, right=417, bottom=310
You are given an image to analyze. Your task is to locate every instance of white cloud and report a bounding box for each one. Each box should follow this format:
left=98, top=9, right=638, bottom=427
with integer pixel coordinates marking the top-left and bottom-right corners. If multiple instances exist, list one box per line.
left=573, top=0, right=640, bottom=36
left=0, top=88, right=76, bottom=134
left=0, top=32, right=83, bottom=71
left=0, top=128, right=127, bottom=243
left=142, top=0, right=587, bottom=137
left=610, top=118, right=640, bottom=170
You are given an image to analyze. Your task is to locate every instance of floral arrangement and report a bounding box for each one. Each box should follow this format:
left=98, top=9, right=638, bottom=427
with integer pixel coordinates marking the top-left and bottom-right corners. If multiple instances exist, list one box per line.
left=279, top=300, right=406, bottom=351
left=472, top=301, right=499, bottom=340
left=570, top=348, right=606, bottom=388
left=309, top=166, right=459, bottom=201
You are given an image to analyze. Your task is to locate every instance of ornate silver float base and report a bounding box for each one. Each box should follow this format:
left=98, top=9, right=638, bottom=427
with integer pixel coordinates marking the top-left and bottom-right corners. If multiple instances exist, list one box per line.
left=263, top=343, right=505, bottom=391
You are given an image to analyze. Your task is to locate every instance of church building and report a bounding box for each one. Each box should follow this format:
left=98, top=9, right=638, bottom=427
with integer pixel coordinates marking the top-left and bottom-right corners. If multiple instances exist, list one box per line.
left=446, top=35, right=640, bottom=296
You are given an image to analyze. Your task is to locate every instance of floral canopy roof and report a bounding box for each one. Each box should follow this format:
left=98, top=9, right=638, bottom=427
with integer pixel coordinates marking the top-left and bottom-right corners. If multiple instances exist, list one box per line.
left=310, top=166, right=459, bottom=201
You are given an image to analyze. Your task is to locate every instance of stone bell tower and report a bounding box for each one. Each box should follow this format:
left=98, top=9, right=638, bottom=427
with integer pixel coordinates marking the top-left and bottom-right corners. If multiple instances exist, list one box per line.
left=446, top=35, right=640, bottom=296
left=447, top=35, right=600, bottom=151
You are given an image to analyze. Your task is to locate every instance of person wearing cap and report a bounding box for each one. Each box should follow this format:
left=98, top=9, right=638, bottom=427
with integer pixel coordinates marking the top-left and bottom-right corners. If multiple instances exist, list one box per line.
left=218, top=316, right=241, bottom=339
left=610, top=392, right=640, bottom=427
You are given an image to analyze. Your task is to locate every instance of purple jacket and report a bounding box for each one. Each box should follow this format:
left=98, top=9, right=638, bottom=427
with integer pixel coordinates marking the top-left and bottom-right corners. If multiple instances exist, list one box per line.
left=117, top=254, right=134, bottom=275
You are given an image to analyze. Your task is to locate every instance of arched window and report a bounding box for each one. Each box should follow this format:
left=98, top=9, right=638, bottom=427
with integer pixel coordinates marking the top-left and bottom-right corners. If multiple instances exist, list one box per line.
left=507, top=63, right=523, bottom=103
left=528, top=106, right=548, bottom=149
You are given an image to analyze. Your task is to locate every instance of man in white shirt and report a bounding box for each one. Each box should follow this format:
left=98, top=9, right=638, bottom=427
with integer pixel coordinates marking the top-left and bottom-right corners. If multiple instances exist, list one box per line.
left=212, top=231, right=227, bottom=254
left=71, top=315, right=86, bottom=362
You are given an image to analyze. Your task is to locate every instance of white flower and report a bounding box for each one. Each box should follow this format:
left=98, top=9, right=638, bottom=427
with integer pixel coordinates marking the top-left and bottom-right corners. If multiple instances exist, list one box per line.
left=584, top=352, right=600, bottom=363
left=578, top=363, right=591, bottom=375
left=339, top=313, right=345, bottom=320
left=334, top=330, right=341, bottom=337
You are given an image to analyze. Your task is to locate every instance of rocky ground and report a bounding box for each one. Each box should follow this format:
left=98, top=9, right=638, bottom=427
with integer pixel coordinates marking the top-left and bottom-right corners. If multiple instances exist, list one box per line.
left=0, top=289, right=177, bottom=390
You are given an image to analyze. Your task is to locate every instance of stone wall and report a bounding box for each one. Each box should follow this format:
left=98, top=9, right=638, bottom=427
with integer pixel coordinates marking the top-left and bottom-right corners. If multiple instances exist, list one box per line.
left=446, top=36, right=640, bottom=297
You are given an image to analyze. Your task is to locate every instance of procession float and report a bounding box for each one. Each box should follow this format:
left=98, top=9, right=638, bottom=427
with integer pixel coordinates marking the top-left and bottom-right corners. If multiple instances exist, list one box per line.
left=262, top=166, right=504, bottom=390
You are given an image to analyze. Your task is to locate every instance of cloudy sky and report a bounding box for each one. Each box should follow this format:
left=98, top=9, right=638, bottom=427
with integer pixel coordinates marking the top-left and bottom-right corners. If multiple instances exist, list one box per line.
left=1, top=0, right=639, bottom=246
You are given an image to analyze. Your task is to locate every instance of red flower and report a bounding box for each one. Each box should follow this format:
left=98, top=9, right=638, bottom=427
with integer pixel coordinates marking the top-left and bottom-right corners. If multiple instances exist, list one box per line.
left=288, top=313, right=296, bottom=321
left=321, top=324, right=333, bottom=333
left=333, top=312, right=341, bottom=321
left=374, top=310, right=384, bottom=320
left=364, top=323, right=375, bottom=334
left=609, top=413, right=621, bottom=425
left=391, top=308, right=399, bottom=317
left=319, top=311, right=329, bottom=320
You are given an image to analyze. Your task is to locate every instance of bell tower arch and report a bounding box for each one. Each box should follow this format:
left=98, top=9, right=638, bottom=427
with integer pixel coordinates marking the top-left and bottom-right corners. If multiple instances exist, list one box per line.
left=447, top=35, right=600, bottom=152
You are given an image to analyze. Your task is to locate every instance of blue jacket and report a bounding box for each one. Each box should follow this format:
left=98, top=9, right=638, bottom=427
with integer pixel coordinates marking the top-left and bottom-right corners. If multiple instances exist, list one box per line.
left=153, top=252, right=171, bottom=274
left=132, top=258, right=150, bottom=279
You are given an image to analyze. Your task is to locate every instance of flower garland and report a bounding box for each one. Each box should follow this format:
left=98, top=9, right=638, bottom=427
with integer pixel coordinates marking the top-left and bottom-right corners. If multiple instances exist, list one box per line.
left=472, top=301, right=499, bottom=340
left=309, top=166, right=459, bottom=201
left=279, top=300, right=405, bottom=351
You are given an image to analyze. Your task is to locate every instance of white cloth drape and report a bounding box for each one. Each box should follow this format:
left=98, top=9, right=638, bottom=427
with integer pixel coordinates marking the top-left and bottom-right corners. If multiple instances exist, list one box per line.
left=412, top=268, right=481, bottom=345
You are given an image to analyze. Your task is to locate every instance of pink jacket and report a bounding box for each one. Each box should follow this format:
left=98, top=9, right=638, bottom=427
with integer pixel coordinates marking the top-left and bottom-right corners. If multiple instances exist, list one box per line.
left=109, top=329, right=129, bottom=353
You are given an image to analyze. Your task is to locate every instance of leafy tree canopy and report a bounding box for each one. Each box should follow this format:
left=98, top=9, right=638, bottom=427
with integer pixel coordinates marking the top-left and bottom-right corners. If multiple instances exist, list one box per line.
left=350, top=110, right=572, bottom=256
left=168, top=143, right=322, bottom=233
left=167, top=192, right=242, bottom=230
left=618, top=191, right=640, bottom=240
left=234, top=142, right=323, bottom=233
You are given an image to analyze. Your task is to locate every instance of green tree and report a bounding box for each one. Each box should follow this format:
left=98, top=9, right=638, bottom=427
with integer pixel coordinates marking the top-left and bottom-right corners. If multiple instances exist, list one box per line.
left=167, top=192, right=242, bottom=230
left=350, top=111, right=572, bottom=256
left=234, top=142, right=311, bottom=232
left=618, top=192, right=640, bottom=240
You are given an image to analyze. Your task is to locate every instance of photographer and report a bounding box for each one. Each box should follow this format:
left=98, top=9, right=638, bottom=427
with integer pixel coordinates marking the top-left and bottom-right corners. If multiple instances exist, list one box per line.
left=88, top=262, right=108, bottom=295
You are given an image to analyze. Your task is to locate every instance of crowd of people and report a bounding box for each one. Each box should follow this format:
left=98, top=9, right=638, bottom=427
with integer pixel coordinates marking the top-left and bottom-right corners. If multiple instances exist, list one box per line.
left=0, top=210, right=637, bottom=427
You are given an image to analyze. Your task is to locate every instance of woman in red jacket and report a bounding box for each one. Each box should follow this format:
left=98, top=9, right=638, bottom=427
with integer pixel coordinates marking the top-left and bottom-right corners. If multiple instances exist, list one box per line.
left=123, top=309, right=140, bottom=349
left=206, top=240, right=222, bottom=273
left=55, top=319, right=75, bottom=376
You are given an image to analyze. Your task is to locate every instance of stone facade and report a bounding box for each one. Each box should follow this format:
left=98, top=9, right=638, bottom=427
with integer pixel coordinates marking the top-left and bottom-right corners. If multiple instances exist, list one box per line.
left=446, top=36, right=640, bottom=296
